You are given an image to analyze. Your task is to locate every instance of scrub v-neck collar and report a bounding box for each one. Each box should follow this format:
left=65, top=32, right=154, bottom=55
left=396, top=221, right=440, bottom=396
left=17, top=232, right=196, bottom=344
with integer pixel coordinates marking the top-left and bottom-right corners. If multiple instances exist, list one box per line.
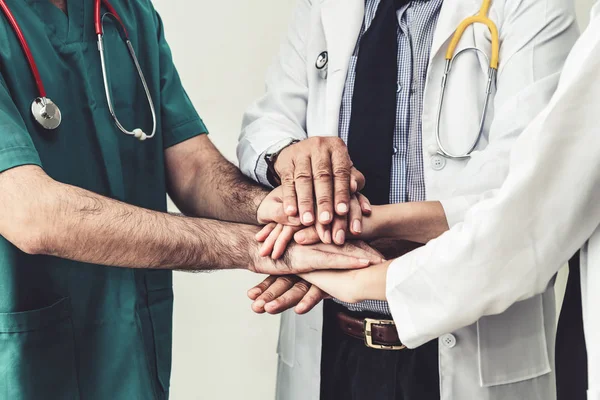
left=24, top=0, right=86, bottom=45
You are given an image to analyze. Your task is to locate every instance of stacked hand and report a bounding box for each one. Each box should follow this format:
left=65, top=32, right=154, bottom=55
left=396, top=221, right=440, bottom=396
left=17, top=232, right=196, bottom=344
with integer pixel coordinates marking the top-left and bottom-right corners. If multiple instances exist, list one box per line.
left=251, top=137, right=388, bottom=314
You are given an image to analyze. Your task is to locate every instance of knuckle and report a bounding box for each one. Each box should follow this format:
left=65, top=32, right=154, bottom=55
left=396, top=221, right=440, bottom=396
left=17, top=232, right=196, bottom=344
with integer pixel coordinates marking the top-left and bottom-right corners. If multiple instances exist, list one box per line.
left=256, top=282, right=269, bottom=291
left=313, top=168, right=332, bottom=182
left=294, top=171, right=313, bottom=182
left=310, top=136, right=325, bottom=146
left=262, top=291, right=275, bottom=301
left=317, top=196, right=333, bottom=206
left=294, top=281, right=310, bottom=292
left=333, top=165, right=351, bottom=178
left=298, top=198, right=314, bottom=207
left=279, top=276, right=295, bottom=286
left=330, top=137, right=344, bottom=147
left=280, top=175, right=295, bottom=187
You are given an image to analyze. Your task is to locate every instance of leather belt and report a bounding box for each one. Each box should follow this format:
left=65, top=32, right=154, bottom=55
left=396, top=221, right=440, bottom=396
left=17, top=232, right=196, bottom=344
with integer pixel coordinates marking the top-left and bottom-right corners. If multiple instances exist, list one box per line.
left=335, top=311, right=406, bottom=351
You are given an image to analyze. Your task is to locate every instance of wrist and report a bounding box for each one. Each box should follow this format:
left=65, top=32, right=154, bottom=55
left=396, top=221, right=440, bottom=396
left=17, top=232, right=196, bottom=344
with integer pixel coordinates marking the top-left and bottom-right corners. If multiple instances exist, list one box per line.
left=356, top=261, right=391, bottom=302
left=372, top=204, right=414, bottom=240
left=253, top=190, right=269, bottom=224
left=368, top=205, right=395, bottom=239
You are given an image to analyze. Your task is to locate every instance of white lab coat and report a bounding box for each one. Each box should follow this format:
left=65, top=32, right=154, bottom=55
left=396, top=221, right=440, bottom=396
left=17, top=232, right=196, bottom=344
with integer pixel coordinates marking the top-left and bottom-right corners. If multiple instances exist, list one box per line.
left=385, top=3, right=600, bottom=399
left=237, top=1, right=578, bottom=399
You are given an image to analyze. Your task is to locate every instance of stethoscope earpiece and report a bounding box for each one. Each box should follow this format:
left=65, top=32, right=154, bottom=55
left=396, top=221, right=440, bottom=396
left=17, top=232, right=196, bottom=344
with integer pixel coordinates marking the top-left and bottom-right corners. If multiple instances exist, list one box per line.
left=133, top=128, right=147, bottom=141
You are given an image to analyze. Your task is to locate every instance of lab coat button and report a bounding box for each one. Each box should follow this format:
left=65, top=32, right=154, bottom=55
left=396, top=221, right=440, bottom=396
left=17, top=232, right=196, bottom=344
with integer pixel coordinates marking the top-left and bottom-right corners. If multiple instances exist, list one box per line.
left=431, top=155, right=446, bottom=171
left=441, top=334, right=457, bottom=348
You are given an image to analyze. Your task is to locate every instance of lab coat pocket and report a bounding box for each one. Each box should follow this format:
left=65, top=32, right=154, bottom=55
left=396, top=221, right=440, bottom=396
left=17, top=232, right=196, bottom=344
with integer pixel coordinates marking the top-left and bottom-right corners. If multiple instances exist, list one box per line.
left=276, top=310, right=296, bottom=368
left=147, top=288, right=174, bottom=393
left=477, top=294, right=551, bottom=387
left=0, top=297, right=80, bottom=400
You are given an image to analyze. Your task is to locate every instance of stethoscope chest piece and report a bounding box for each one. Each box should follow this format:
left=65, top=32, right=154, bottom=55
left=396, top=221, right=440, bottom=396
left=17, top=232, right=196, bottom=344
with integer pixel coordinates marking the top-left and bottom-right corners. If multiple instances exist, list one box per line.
left=316, top=51, right=328, bottom=79
left=31, top=97, right=61, bottom=130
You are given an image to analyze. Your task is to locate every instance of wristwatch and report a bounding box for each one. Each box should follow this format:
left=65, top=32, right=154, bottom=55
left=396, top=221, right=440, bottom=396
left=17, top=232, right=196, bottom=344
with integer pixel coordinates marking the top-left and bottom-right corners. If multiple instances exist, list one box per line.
left=264, top=139, right=300, bottom=186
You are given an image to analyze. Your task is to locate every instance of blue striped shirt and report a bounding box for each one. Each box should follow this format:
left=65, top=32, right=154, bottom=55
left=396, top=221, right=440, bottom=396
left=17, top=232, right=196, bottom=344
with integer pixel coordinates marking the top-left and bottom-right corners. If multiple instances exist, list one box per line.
left=337, top=0, right=443, bottom=315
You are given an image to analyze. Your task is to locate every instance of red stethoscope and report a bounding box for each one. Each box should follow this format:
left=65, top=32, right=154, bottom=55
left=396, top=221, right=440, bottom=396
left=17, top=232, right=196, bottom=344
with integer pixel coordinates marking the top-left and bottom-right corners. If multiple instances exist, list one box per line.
left=0, top=0, right=156, bottom=140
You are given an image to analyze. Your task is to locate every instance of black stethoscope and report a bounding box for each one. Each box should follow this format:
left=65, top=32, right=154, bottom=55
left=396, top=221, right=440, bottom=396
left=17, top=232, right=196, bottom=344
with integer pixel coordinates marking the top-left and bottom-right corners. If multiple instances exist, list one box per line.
left=0, top=0, right=156, bottom=141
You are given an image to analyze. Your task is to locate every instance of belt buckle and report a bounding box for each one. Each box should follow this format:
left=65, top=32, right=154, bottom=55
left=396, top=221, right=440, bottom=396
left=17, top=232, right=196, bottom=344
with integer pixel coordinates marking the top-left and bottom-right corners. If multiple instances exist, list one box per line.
left=363, top=318, right=406, bottom=351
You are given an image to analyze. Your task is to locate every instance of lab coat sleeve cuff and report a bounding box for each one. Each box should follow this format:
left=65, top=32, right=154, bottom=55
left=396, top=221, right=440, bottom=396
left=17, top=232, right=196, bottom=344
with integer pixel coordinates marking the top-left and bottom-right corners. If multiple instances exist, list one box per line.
left=440, top=196, right=476, bottom=228
left=255, top=151, right=273, bottom=188
left=162, top=117, right=208, bottom=149
left=588, top=390, right=600, bottom=400
left=0, top=146, right=42, bottom=174
left=385, top=257, right=422, bottom=349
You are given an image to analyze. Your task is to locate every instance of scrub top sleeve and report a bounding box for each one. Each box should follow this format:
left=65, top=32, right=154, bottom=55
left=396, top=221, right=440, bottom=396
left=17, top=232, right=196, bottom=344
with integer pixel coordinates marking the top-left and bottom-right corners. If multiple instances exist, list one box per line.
left=0, top=79, right=42, bottom=173
left=154, top=12, right=208, bottom=149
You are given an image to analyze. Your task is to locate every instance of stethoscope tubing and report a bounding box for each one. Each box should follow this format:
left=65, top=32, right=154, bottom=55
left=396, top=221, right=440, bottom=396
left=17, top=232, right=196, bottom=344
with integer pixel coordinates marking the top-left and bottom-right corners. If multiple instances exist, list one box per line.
left=0, top=0, right=46, bottom=98
left=0, top=0, right=156, bottom=137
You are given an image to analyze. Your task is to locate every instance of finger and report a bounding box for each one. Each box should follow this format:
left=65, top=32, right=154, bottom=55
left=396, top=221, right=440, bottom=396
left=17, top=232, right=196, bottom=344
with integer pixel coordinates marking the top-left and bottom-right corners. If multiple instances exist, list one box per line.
left=357, top=193, right=372, bottom=215
left=259, top=224, right=284, bottom=257
left=316, top=242, right=383, bottom=264
left=348, top=196, right=362, bottom=236
left=342, top=242, right=385, bottom=263
left=311, top=150, right=334, bottom=225
left=331, top=148, right=352, bottom=216
left=294, top=226, right=321, bottom=245
left=306, top=251, right=371, bottom=271
left=350, top=167, right=366, bottom=193
left=293, top=157, right=315, bottom=225
left=255, top=223, right=277, bottom=242
left=272, top=225, right=297, bottom=260
left=295, top=285, right=328, bottom=315
left=252, top=276, right=299, bottom=313
left=315, top=221, right=332, bottom=244
left=278, top=165, right=298, bottom=217
left=352, top=241, right=385, bottom=260
left=247, top=276, right=277, bottom=300
left=264, top=280, right=311, bottom=314
left=267, top=205, right=302, bottom=226
left=332, top=215, right=348, bottom=245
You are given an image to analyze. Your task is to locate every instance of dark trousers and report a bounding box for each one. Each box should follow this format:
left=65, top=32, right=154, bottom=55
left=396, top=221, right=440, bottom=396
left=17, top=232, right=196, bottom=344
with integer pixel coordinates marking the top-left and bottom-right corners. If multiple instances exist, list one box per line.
left=320, top=301, right=440, bottom=400
left=556, top=252, right=588, bottom=400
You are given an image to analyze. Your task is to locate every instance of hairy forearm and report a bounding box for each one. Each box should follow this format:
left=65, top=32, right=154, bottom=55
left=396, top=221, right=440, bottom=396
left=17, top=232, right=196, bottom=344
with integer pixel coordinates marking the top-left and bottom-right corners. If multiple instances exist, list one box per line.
left=187, top=155, right=267, bottom=223
left=2, top=167, right=261, bottom=271
left=166, top=135, right=268, bottom=224
left=372, top=201, right=449, bottom=244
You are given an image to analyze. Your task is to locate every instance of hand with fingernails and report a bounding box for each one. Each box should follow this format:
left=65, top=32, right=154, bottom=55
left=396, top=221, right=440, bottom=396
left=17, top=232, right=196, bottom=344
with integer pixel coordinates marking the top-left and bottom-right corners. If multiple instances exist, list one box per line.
left=273, top=137, right=367, bottom=237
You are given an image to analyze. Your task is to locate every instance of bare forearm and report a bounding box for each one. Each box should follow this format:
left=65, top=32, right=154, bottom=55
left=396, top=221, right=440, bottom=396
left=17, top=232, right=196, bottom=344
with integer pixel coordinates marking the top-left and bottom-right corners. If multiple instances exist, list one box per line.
left=166, top=135, right=268, bottom=224
left=371, top=202, right=449, bottom=244
left=186, top=155, right=267, bottom=223
left=2, top=167, right=261, bottom=271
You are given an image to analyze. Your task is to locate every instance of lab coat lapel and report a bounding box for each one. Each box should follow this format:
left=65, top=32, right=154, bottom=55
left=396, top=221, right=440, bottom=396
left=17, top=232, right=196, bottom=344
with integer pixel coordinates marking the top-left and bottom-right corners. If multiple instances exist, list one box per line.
left=429, top=0, right=480, bottom=64
left=320, top=0, right=364, bottom=136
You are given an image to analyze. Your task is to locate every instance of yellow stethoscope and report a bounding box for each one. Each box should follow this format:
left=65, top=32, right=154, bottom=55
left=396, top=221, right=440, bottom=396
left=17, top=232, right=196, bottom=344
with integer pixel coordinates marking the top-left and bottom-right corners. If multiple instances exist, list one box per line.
left=435, top=0, right=499, bottom=159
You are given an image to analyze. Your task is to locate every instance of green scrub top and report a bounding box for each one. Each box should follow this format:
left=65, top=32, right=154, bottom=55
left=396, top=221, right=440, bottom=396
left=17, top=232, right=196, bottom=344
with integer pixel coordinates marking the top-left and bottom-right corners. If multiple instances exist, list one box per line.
left=0, top=1, right=207, bottom=399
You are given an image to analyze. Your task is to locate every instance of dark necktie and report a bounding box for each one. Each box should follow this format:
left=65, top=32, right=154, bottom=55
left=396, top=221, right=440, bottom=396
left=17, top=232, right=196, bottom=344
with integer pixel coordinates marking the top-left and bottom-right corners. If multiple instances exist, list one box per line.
left=556, top=252, right=588, bottom=399
left=347, top=0, right=405, bottom=205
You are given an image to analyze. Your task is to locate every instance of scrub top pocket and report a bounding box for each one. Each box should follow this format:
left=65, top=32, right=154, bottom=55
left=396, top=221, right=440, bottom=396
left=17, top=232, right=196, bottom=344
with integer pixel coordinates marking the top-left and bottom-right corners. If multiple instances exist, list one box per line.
left=0, top=298, right=80, bottom=400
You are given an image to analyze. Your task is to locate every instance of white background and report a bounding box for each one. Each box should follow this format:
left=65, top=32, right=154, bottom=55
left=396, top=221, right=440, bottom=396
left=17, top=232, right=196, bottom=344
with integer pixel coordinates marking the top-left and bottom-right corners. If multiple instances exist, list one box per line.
left=152, top=1, right=596, bottom=399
